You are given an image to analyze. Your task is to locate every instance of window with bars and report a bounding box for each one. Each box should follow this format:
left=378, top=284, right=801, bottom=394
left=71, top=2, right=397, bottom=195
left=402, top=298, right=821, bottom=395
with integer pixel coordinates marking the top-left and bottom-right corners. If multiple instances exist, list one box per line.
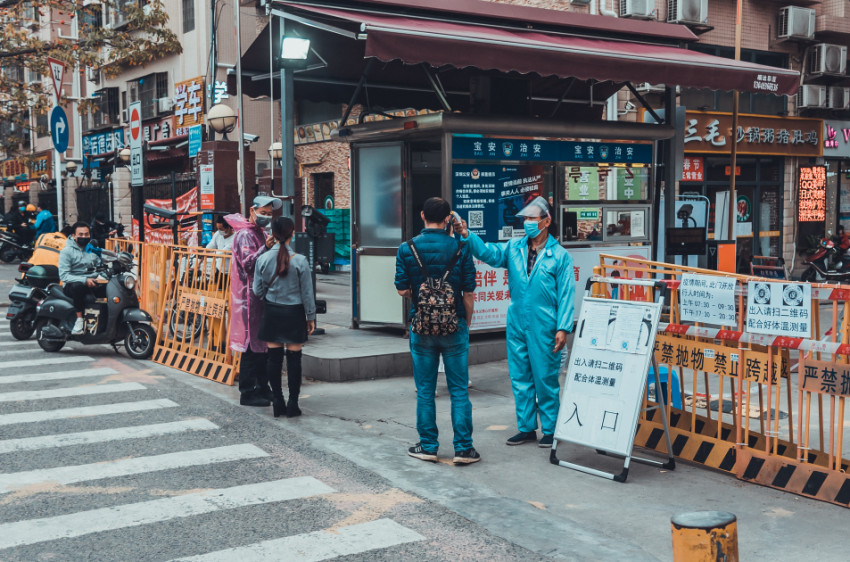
left=182, top=0, right=195, bottom=33
left=130, top=72, right=168, bottom=120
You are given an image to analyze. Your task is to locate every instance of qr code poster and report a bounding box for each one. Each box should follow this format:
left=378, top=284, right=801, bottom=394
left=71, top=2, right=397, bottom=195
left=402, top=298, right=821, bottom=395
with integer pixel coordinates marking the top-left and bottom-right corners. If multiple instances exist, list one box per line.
left=468, top=211, right=484, bottom=229
left=745, top=281, right=811, bottom=338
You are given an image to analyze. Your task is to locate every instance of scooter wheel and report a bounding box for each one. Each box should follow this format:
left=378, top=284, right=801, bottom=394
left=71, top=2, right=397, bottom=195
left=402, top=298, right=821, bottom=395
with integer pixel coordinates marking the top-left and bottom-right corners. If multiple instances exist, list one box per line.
left=125, top=323, right=156, bottom=360
left=9, top=311, right=36, bottom=340
left=0, top=246, right=17, bottom=264
left=36, top=320, right=65, bottom=352
left=801, top=268, right=816, bottom=283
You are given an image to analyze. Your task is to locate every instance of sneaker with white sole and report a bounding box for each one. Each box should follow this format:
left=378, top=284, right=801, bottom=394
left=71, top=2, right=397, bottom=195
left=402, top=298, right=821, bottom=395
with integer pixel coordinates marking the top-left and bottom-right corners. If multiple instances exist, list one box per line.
left=505, top=430, right=537, bottom=446
left=538, top=434, right=554, bottom=448
left=453, top=447, right=481, bottom=465
left=71, top=317, right=85, bottom=335
left=407, top=443, right=438, bottom=462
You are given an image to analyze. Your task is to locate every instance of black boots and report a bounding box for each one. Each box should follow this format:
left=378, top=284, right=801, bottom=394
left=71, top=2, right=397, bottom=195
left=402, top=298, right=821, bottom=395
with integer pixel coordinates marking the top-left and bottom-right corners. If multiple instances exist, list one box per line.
left=267, top=347, right=286, bottom=418
left=267, top=348, right=303, bottom=418
left=286, top=349, right=303, bottom=418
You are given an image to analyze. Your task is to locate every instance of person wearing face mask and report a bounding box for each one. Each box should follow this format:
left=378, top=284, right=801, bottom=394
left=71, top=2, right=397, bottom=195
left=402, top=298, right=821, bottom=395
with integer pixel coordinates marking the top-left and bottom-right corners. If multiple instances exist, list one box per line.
left=454, top=196, right=575, bottom=449
left=227, top=196, right=280, bottom=407
left=58, top=222, right=105, bottom=335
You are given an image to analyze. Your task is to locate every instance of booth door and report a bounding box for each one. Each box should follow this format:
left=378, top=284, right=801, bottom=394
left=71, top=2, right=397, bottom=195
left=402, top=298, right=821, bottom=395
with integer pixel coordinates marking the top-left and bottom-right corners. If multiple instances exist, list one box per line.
left=352, top=143, right=405, bottom=326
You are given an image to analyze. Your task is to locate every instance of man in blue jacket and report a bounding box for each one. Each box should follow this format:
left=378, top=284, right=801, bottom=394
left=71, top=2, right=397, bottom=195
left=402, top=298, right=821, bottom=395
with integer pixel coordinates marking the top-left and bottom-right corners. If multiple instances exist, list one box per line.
left=395, top=197, right=479, bottom=465
left=455, top=196, right=575, bottom=449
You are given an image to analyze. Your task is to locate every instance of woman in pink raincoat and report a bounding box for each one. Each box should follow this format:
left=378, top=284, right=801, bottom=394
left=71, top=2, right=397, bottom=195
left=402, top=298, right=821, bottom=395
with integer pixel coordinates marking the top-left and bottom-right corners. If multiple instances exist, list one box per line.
left=227, top=195, right=281, bottom=407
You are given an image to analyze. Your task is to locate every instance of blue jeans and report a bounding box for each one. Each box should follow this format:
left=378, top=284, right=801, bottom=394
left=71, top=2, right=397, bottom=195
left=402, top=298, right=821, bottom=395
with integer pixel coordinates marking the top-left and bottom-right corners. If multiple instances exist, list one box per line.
left=409, top=319, right=473, bottom=453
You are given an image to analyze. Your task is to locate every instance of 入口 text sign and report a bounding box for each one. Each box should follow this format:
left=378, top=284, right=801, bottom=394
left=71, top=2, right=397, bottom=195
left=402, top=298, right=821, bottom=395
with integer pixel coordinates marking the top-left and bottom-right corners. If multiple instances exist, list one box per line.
left=746, top=281, right=812, bottom=338
left=679, top=273, right=737, bottom=327
left=798, top=166, right=826, bottom=222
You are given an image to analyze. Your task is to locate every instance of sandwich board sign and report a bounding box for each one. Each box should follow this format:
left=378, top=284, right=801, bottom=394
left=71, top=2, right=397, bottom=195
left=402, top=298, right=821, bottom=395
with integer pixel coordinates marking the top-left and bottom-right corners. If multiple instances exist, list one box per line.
left=552, top=277, right=674, bottom=482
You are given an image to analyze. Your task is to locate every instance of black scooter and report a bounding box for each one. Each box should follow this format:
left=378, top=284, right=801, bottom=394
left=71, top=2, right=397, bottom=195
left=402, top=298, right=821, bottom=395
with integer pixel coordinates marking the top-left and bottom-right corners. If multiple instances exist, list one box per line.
left=5, top=262, right=60, bottom=340
left=35, top=250, right=156, bottom=359
left=0, top=230, right=34, bottom=264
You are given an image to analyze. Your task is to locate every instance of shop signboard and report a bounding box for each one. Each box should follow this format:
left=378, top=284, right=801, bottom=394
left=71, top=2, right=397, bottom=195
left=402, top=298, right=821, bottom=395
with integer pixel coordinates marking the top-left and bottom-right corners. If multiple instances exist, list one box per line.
left=1, top=155, right=51, bottom=180
left=82, top=129, right=125, bottom=170
left=452, top=163, right=546, bottom=241
left=684, top=111, right=823, bottom=158
left=28, top=154, right=51, bottom=180
left=172, top=76, right=205, bottom=136
left=452, top=136, right=653, bottom=164
left=681, top=157, right=704, bottom=182
left=616, top=166, right=646, bottom=200
left=823, top=120, right=850, bottom=159
left=798, top=166, right=827, bottom=222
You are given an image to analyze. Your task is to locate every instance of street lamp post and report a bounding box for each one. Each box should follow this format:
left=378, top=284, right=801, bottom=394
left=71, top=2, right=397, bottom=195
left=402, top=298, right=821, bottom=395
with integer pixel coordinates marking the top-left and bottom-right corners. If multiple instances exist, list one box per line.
left=268, top=141, right=282, bottom=196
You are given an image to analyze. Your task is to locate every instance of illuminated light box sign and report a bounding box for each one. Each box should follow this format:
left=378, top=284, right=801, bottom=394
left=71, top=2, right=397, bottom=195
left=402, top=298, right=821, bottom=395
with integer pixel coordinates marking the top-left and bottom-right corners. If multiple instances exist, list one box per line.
left=798, top=166, right=826, bottom=222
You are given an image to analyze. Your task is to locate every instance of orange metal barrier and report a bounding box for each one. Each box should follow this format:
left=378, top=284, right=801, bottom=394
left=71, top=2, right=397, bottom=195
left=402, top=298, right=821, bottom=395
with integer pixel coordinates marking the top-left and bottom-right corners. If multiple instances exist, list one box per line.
left=596, top=254, right=850, bottom=508
left=151, top=246, right=238, bottom=385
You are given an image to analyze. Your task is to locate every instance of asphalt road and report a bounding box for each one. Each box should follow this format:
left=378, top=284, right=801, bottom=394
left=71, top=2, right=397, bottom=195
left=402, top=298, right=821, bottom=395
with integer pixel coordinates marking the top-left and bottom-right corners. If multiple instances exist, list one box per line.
left=0, top=312, right=541, bottom=561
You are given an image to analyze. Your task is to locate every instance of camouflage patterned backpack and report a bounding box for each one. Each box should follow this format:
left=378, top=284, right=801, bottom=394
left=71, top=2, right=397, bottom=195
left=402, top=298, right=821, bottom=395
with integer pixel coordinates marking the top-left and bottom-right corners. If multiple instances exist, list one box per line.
left=407, top=240, right=465, bottom=336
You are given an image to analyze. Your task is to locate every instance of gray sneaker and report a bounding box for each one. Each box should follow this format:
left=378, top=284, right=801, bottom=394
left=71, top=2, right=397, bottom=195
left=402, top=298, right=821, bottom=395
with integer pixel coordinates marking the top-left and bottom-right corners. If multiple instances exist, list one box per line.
left=71, top=317, right=85, bottom=335
left=408, top=443, right=438, bottom=462
left=453, top=448, right=481, bottom=465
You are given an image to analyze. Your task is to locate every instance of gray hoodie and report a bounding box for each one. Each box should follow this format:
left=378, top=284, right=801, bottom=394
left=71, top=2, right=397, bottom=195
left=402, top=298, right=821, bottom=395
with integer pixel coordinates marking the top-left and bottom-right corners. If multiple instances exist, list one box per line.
left=58, top=237, right=102, bottom=284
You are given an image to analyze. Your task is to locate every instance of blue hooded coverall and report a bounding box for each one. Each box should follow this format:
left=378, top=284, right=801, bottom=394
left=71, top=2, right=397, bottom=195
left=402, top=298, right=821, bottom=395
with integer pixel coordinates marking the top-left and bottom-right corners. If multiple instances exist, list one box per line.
left=464, top=232, right=575, bottom=435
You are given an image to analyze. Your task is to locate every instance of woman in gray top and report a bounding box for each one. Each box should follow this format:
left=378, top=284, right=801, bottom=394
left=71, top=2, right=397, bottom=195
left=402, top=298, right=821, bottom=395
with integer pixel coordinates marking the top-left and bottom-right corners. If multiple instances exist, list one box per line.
left=253, top=216, right=316, bottom=418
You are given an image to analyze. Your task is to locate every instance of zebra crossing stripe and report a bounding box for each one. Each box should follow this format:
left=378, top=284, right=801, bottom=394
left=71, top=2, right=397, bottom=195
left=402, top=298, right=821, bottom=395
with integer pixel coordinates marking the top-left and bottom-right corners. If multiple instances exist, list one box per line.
left=173, top=518, right=426, bottom=562
left=0, top=399, right=179, bottom=426
left=0, top=367, right=118, bottom=384
left=0, top=419, right=218, bottom=455
left=0, top=444, right=269, bottom=494
left=0, top=340, right=41, bottom=347
left=0, top=477, right=335, bottom=550
left=0, top=382, right=146, bottom=402
left=2, top=356, right=93, bottom=370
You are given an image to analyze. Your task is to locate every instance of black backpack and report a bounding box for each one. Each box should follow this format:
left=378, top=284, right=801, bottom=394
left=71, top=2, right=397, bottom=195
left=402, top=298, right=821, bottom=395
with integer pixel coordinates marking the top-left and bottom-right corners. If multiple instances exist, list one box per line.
left=407, top=240, right=465, bottom=336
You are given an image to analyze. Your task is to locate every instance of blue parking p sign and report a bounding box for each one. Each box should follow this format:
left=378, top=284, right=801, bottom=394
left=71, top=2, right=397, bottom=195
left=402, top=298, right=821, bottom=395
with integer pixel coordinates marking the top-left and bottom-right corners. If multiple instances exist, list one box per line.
left=50, top=106, right=69, bottom=153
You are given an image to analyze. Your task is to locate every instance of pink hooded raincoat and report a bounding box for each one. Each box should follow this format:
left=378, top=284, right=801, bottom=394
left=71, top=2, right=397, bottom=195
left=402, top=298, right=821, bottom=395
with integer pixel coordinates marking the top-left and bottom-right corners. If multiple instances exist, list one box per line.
left=227, top=213, right=269, bottom=353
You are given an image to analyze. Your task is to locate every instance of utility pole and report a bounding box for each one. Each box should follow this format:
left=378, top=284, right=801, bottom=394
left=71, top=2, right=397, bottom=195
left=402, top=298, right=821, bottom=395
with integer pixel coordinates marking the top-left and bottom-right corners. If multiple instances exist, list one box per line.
left=233, top=0, right=247, bottom=214
left=729, top=0, right=743, bottom=248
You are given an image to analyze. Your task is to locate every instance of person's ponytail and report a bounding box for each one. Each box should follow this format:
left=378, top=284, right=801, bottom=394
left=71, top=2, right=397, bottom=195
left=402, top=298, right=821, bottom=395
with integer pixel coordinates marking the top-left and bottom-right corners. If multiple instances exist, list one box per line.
left=272, top=216, right=295, bottom=279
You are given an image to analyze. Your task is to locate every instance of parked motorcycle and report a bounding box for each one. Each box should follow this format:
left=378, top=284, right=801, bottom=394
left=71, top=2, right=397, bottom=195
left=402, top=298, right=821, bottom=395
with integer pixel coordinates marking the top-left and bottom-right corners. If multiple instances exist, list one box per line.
left=5, top=262, right=60, bottom=340
left=801, top=237, right=850, bottom=283
left=34, top=249, right=156, bottom=359
left=0, top=230, right=34, bottom=264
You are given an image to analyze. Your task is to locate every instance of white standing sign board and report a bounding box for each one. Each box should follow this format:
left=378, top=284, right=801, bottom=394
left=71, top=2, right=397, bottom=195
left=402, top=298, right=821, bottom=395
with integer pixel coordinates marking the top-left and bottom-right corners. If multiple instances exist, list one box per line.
left=679, top=273, right=737, bottom=327
left=552, top=278, right=675, bottom=482
left=129, top=101, right=144, bottom=187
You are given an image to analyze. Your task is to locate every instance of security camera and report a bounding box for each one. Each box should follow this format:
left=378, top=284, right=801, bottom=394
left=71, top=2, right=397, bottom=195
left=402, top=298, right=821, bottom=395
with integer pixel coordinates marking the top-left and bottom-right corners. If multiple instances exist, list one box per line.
left=243, top=133, right=259, bottom=144
left=677, top=204, right=693, bottom=221
left=301, top=205, right=329, bottom=227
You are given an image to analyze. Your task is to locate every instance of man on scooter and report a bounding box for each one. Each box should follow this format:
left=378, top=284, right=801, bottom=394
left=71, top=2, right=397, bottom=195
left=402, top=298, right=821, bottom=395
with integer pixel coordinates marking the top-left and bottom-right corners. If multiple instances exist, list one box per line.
left=58, top=222, right=104, bottom=335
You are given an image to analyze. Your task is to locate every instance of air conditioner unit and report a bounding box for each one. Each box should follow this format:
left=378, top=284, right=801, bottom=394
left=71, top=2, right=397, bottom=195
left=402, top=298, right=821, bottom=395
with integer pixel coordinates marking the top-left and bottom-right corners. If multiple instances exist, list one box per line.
left=86, top=67, right=100, bottom=85
left=620, top=0, right=654, bottom=19
left=828, top=87, right=850, bottom=110
left=157, top=97, right=173, bottom=114
left=667, top=0, right=708, bottom=25
left=797, top=85, right=827, bottom=109
left=808, top=44, right=848, bottom=76
left=121, top=109, right=128, bottom=123
left=778, top=6, right=815, bottom=40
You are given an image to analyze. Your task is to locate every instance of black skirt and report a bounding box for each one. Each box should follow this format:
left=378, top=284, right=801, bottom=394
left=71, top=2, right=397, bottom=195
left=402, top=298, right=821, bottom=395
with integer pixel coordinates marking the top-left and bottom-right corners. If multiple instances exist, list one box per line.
left=259, top=302, right=308, bottom=344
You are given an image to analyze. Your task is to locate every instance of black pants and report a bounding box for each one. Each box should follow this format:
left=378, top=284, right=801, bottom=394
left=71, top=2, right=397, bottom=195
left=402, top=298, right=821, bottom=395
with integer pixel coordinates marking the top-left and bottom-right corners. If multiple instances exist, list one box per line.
left=239, top=345, right=269, bottom=397
left=63, top=282, right=107, bottom=314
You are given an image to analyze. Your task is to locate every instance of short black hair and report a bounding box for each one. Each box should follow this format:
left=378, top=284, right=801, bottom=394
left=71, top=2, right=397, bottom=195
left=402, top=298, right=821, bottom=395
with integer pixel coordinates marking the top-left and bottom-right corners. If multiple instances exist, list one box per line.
left=71, top=221, right=90, bottom=234
left=215, top=215, right=230, bottom=228
left=422, top=197, right=450, bottom=224
left=60, top=225, right=75, bottom=236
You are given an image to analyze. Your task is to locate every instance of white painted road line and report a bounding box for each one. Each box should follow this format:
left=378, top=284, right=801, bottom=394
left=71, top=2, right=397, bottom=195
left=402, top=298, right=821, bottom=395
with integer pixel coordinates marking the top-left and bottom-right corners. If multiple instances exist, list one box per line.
left=0, top=477, right=336, bottom=550
left=0, top=340, right=41, bottom=347
left=0, top=382, right=146, bottom=403
left=0, top=444, right=269, bottom=494
left=0, top=419, right=218, bottom=455
left=0, top=399, right=179, bottom=426
left=2, top=356, right=93, bottom=370
left=0, top=367, right=118, bottom=384
left=173, top=519, right=426, bottom=562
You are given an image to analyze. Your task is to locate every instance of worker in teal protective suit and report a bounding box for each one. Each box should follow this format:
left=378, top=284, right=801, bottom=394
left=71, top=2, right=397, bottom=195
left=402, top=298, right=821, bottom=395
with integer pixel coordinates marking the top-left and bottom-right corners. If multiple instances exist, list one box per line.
left=455, top=196, right=575, bottom=448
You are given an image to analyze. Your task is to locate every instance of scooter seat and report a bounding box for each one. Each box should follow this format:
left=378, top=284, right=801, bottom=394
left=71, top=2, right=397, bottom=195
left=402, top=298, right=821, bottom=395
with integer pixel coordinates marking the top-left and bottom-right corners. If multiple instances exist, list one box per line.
left=46, top=284, right=97, bottom=305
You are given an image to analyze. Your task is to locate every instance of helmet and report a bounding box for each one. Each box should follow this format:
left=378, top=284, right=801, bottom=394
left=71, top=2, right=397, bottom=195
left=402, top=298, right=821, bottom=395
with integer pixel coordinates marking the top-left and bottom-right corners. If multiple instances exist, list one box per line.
left=26, top=204, right=36, bottom=212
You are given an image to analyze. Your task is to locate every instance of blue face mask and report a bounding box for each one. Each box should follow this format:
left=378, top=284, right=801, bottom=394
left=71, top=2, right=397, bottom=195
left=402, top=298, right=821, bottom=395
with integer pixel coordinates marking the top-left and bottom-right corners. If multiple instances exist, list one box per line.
left=523, top=220, right=541, bottom=238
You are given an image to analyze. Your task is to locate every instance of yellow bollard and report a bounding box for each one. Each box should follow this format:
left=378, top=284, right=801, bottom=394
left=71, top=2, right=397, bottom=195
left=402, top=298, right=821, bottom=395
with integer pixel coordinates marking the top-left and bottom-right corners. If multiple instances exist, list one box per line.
left=671, top=511, right=738, bottom=562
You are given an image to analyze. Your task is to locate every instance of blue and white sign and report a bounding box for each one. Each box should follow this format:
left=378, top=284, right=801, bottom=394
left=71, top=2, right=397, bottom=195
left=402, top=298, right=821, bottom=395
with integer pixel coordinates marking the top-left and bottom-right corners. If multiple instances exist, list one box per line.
left=452, top=135, right=653, bottom=164
left=50, top=106, right=69, bottom=153
left=82, top=129, right=125, bottom=169
left=188, top=125, right=202, bottom=158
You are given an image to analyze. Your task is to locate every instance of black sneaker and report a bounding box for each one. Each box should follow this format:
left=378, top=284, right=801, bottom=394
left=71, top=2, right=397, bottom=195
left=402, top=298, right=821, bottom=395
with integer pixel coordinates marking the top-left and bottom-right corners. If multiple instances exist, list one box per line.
left=538, top=434, right=554, bottom=448
left=240, top=393, right=271, bottom=407
left=259, top=386, right=274, bottom=402
left=453, top=448, right=481, bottom=465
left=407, top=443, right=438, bottom=462
left=505, top=431, right=537, bottom=446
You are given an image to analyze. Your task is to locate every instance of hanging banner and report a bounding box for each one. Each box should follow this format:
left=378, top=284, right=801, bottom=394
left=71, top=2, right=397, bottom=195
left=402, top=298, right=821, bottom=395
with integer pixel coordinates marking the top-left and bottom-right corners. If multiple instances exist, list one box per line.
left=469, top=260, right=510, bottom=331
left=132, top=186, right=199, bottom=245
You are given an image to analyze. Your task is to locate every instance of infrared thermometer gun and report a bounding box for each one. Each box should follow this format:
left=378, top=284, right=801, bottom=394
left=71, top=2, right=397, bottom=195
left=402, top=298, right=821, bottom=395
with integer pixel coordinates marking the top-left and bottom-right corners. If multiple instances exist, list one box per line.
left=451, top=211, right=462, bottom=225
